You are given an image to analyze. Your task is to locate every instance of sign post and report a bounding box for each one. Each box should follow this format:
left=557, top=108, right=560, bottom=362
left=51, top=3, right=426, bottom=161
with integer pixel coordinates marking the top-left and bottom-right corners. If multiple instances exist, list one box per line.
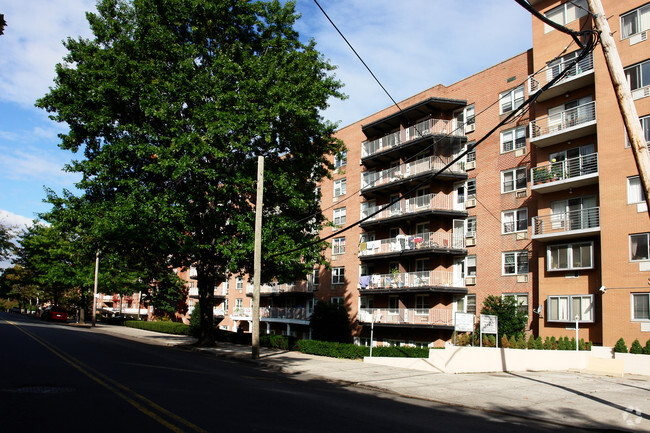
left=480, top=314, right=499, bottom=348
left=454, top=312, right=475, bottom=346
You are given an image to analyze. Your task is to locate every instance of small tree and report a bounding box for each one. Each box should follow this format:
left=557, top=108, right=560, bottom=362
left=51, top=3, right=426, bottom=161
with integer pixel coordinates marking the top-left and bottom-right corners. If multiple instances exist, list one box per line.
left=527, top=335, right=536, bottom=349
left=501, top=334, right=510, bottom=348
left=644, top=339, right=650, bottom=355
left=534, top=336, right=544, bottom=350
left=189, top=301, right=201, bottom=337
left=480, top=295, right=528, bottom=340
left=630, top=339, right=643, bottom=354
left=310, top=301, right=351, bottom=343
left=614, top=338, right=628, bottom=353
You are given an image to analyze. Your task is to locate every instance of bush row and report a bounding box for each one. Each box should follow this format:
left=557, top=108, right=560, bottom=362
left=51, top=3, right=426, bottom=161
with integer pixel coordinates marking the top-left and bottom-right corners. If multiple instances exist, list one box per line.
left=124, top=320, right=192, bottom=335
left=455, top=333, right=593, bottom=351
left=614, top=338, right=650, bottom=354
left=296, top=340, right=429, bottom=359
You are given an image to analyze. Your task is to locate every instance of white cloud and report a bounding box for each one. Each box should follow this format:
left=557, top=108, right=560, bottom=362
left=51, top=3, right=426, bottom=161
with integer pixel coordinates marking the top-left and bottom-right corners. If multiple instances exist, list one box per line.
left=0, top=144, right=80, bottom=186
left=0, top=209, right=34, bottom=231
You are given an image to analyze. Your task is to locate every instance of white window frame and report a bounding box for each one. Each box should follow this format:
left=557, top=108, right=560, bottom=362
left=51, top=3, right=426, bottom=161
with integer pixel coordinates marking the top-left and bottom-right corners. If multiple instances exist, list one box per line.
left=466, top=216, right=477, bottom=238
left=454, top=294, right=477, bottom=315
left=632, top=293, right=650, bottom=321
left=547, top=294, right=595, bottom=323
left=502, top=208, right=528, bottom=234
left=333, top=207, right=346, bottom=227
left=330, top=296, right=344, bottom=305
left=236, top=276, right=243, bottom=291
left=503, top=293, right=529, bottom=316
left=334, top=151, right=347, bottom=168
left=499, top=85, right=525, bottom=114
left=333, top=178, right=346, bottom=197
left=620, top=3, right=650, bottom=39
left=467, top=179, right=476, bottom=198
left=624, top=59, right=650, bottom=93
left=332, top=237, right=346, bottom=255
left=502, top=251, right=529, bottom=275
left=501, top=167, right=527, bottom=193
left=332, top=267, right=345, bottom=285
left=415, top=294, right=429, bottom=315
left=500, top=126, right=527, bottom=153
left=466, top=255, right=477, bottom=277
left=544, top=0, right=588, bottom=33
left=547, top=241, right=594, bottom=271
left=628, top=176, right=645, bottom=204
left=630, top=232, right=650, bottom=261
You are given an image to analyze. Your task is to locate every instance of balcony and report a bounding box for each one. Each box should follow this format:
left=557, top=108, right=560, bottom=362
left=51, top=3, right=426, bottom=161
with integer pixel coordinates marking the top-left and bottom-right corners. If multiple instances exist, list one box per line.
left=360, top=193, right=465, bottom=228
left=231, top=307, right=252, bottom=319
left=121, top=308, right=148, bottom=316
left=213, top=308, right=226, bottom=317
left=358, top=308, right=453, bottom=328
left=361, top=155, right=466, bottom=197
left=245, top=281, right=314, bottom=296
left=531, top=153, right=598, bottom=193
left=529, top=101, right=596, bottom=147
left=359, top=231, right=466, bottom=260
left=260, top=307, right=311, bottom=323
left=361, top=117, right=465, bottom=166
left=359, top=270, right=466, bottom=294
left=528, top=52, right=594, bottom=102
left=532, top=207, right=600, bottom=241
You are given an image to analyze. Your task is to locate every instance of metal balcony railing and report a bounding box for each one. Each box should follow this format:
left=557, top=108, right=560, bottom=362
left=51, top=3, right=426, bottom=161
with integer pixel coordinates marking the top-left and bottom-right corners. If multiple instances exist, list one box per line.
left=361, top=118, right=464, bottom=158
left=530, top=101, right=596, bottom=140
left=359, top=231, right=465, bottom=257
left=260, top=307, right=311, bottom=321
left=361, top=155, right=465, bottom=190
left=232, top=307, right=252, bottom=317
left=532, top=207, right=600, bottom=236
left=358, top=308, right=453, bottom=326
left=528, top=52, right=593, bottom=94
left=359, top=270, right=463, bottom=290
left=360, top=193, right=460, bottom=222
left=531, top=153, right=598, bottom=186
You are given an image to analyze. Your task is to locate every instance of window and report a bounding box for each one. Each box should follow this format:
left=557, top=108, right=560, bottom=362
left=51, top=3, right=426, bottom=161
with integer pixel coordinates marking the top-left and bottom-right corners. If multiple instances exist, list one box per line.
left=503, top=251, right=529, bottom=275
left=545, top=0, right=588, bottom=33
left=330, top=296, right=343, bottom=305
left=235, top=298, right=243, bottom=309
left=236, top=277, right=243, bottom=291
left=466, top=255, right=477, bottom=277
left=630, top=233, right=650, bottom=261
left=500, top=85, right=525, bottom=114
left=332, top=267, right=345, bottom=284
left=467, top=179, right=477, bottom=198
left=547, top=242, right=594, bottom=271
left=333, top=178, right=346, bottom=197
left=455, top=105, right=475, bottom=128
left=502, top=208, right=528, bottom=233
left=467, top=147, right=476, bottom=163
left=503, top=293, right=529, bottom=316
left=454, top=294, right=476, bottom=315
left=466, top=216, right=477, bottom=237
left=628, top=176, right=645, bottom=204
left=501, top=126, right=526, bottom=153
left=388, top=296, right=399, bottom=314
left=621, top=3, right=650, bottom=39
left=625, top=60, right=650, bottom=94
left=632, top=293, right=650, bottom=320
left=333, top=207, right=346, bottom=226
left=334, top=151, right=347, bottom=168
left=547, top=295, right=594, bottom=322
left=415, top=294, right=429, bottom=315
left=315, top=186, right=321, bottom=203
left=502, top=167, right=527, bottom=193
left=642, top=115, right=650, bottom=143
left=332, top=237, right=345, bottom=255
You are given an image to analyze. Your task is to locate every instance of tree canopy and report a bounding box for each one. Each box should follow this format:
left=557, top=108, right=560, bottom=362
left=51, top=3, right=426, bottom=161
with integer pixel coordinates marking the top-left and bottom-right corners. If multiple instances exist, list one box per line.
left=37, top=0, right=345, bottom=344
left=0, top=222, right=14, bottom=260
left=480, top=295, right=528, bottom=340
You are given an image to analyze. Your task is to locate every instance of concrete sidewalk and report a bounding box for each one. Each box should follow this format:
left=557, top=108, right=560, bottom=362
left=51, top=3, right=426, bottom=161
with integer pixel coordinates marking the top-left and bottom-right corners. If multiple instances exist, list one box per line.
left=89, top=324, right=650, bottom=432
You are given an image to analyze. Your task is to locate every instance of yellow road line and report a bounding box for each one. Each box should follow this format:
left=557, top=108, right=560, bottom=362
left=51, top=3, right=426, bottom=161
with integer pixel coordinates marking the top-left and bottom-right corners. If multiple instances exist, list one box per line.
left=6, top=320, right=208, bottom=433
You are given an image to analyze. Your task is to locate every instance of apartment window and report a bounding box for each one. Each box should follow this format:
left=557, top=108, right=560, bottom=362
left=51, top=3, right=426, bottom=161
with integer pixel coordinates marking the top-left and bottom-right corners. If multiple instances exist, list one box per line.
left=467, top=147, right=476, bottom=163
left=628, top=176, right=645, bottom=204
left=502, top=167, right=527, bottom=193
left=236, top=276, right=243, bottom=291
left=332, top=237, right=346, bottom=255
left=502, top=208, right=528, bottom=234
left=500, top=85, right=525, bottom=114
left=235, top=298, right=243, bottom=309
left=332, top=267, right=345, bottom=285
left=501, top=126, right=526, bottom=153
left=630, top=233, right=650, bottom=261
left=621, top=3, right=650, bottom=39
left=466, top=216, right=477, bottom=237
left=547, top=294, right=594, bottom=322
left=466, top=255, right=477, bottom=277
left=503, top=293, right=529, bottom=316
left=415, top=294, right=429, bottom=315
left=503, top=251, right=529, bottom=275
left=642, top=115, right=650, bottom=143
left=334, top=151, right=347, bottom=168
left=545, top=0, right=587, bottom=33
left=632, top=293, right=650, bottom=320
left=389, top=295, right=399, bottom=314
left=333, top=178, right=346, bottom=197
left=333, top=207, right=346, bottom=226
left=455, top=294, right=476, bottom=315
left=625, top=60, right=650, bottom=93
left=330, top=296, right=343, bottom=305
left=547, top=242, right=594, bottom=271
left=467, top=179, right=477, bottom=198
left=455, top=105, right=475, bottom=128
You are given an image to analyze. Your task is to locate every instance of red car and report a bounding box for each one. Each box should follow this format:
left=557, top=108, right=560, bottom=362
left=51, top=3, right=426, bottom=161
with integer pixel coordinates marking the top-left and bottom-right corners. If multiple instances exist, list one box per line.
left=42, top=306, right=68, bottom=322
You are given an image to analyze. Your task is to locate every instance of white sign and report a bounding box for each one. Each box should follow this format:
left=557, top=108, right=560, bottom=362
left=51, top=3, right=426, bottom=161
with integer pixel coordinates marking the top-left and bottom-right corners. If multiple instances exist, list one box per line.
left=455, top=312, right=475, bottom=333
left=480, top=314, right=498, bottom=334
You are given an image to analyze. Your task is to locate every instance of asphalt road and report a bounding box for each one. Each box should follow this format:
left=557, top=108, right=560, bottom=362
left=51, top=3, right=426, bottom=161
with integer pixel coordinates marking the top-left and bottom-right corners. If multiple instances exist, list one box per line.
left=1, top=313, right=579, bottom=433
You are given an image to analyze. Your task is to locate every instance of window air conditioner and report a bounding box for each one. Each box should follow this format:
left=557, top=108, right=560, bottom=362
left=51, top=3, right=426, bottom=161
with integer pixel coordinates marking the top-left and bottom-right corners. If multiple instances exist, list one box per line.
left=466, top=198, right=476, bottom=208
left=514, top=148, right=526, bottom=157
left=465, top=160, right=476, bottom=170
left=465, top=276, right=476, bottom=285
left=465, top=123, right=475, bottom=134
left=516, top=190, right=527, bottom=198
left=630, top=31, right=647, bottom=46
left=465, top=236, right=476, bottom=246
left=516, top=274, right=529, bottom=283
left=516, top=231, right=528, bottom=240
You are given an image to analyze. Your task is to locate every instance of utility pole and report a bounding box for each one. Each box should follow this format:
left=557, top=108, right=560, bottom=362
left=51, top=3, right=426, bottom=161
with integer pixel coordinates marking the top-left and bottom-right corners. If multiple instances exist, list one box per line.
left=92, top=250, right=99, bottom=327
left=587, top=0, right=650, bottom=216
left=252, top=156, right=264, bottom=359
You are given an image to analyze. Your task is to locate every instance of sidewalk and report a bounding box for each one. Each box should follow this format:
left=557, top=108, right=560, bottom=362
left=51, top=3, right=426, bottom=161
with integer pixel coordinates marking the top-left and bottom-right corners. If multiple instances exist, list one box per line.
left=90, top=324, right=650, bottom=432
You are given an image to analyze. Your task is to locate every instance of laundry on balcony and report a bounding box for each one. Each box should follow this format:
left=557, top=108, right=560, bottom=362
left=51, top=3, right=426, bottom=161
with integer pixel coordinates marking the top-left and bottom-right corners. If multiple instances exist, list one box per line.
left=359, top=275, right=370, bottom=289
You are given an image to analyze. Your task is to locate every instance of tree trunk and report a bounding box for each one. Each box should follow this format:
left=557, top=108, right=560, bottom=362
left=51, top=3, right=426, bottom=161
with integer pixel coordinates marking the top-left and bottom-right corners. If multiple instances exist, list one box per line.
left=196, top=263, right=216, bottom=347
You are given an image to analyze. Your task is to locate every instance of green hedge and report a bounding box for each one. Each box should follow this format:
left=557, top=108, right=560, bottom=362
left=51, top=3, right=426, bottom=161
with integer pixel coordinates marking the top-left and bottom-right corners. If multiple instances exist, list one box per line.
left=296, top=340, right=429, bottom=359
left=124, top=320, right=191, bottom=335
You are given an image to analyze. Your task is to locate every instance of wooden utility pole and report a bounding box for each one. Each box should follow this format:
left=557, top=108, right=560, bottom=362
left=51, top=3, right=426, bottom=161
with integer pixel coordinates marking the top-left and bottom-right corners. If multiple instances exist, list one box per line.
left=587, top=0, right=650, bottom=215
left=92, top=250, right=99, bottom=327
left=252, top=156, right=264, bottom=359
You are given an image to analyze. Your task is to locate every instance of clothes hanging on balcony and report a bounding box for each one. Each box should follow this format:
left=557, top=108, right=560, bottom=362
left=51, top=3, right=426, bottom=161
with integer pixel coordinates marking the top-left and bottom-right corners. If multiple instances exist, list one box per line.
left=359, top=275, right=370, bottom=288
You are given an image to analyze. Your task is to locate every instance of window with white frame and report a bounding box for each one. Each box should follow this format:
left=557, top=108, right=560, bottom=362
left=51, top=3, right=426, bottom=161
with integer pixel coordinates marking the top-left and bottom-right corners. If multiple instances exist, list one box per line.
left=235, top=298, right=243, bottom=309
left=415, top=294, right=429, bottom=315
left=236, top=276, right=243, bottom=291
left=642, top=115, right=650, bottom=143
left=333, top=207, right=346, bottom=227
left=625, top=60, right=650, bottom=93
left=503, top=251, right=529, bottom=275
left=466, top=255, right=477, bottom=277
left=455, top=105, right=475, bottom=127
left=502, top=167, right=527, bottom=193
left=332, top=237, right=345, bottom=255
left=334, top=151, right=347, bottom=168
left=333, top=178, right=346, bottom=197
left=501, top=126, right=526, bottom=153
left=466, top=216, right=477, bottom=238
left=502, top=208, right=528, bottom=234
left=630, top=233, right=650, bottom=261
left=628, top=176, right=645, bottom=204
left=467, top=179, right=477, bottom=198
left=621, top=3, right=650, bottom=39
left=544, top=0, right=588, bottom=33
left=499, top=85, right=525, bottom=114
left=632, top=293, right=650, bottom=320
left=332, top=267, right=345, bottom=284
left=467, top=147, right=476, bottom=163
left=503, top=293, right=529, bottom=316
left=547, top=242, right=594, bottom=271
left=547, top=294, right=594, bottom=322
left=330, top=296, right=343, bottom=305
left=454, top=294, right=476, bottom=315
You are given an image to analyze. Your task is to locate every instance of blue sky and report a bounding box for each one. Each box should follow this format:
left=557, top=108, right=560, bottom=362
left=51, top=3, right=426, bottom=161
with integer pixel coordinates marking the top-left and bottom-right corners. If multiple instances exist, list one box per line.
left=0, top=0, right=533, bottom=233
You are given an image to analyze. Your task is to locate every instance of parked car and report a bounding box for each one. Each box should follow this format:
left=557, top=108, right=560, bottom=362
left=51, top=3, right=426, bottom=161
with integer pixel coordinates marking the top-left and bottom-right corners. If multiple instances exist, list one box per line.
left=9, top=307, right=20, bottom=314
left=41, top=306, right=68, bottom=322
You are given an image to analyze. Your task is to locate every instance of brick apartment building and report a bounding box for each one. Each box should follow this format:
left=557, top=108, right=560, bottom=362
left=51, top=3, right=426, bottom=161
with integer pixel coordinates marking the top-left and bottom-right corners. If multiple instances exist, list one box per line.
left=102, top=0, right=650, bottom=348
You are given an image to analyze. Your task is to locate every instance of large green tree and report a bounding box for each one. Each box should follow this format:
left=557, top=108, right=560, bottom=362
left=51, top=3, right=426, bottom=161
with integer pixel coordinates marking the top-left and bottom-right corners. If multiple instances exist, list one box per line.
left=37, top=0, right=344, bottom=345
left=0, top=222, right=14, bottom=260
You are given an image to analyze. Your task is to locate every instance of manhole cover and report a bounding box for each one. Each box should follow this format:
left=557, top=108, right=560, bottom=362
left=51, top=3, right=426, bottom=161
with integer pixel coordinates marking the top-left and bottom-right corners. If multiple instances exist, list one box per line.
left=14, top=386, right=75, bottom=394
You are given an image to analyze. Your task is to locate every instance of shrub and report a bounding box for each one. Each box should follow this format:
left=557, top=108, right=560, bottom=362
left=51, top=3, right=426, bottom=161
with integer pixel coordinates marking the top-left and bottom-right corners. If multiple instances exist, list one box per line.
left=124, top=320, right=191, bottom=335
left=557, top=337, right=567, bottom=351
left=515, top=335, right=526, bottom=349
left=296, top=340, right=367, bottom=359
left=644, top=339, right=650, bottom=355
left=260, top=334, right=296, bottom=350
left=569, top=337, right=577, bottom=351
left=534, top=336, right=544, bottom=350
left=455, top=332, right=472, bottom=346
left=480, top=295, right=527, bottom=341
left=372, top=346, right=429, bottom=358
left=508, top=335, right=517, bottom=348
left=527, top=335, right=536, bottom=350
left=614, top=338, right=628, bottom=353
left=309, top=301, right=351, bottom=343
left=550, top=336, right=558, bottom=350
left=482, top=335, right=496, bottom=347
left=501, top=334, right=510, bottom=348
left=630, top=339, right=643, bottom=354
left=543, top=336, right=551, bottom=350
left=189, top=302, right=201, bottom=337
left=579, top=338, right=586, bottom=351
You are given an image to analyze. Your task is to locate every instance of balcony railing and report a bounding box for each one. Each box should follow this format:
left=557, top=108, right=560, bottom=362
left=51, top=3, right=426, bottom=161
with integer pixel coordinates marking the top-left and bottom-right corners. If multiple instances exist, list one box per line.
left=245, top=281, right=313, bottom=295
left=532, top=207, right=600, bottom=237
left=358, top=308, right=453, bottom=327
left=528, top=52, right=594, bottom=94
left=359, top=231, right=465, bottom=257
left=530, top=101, right=596, bottom=141
left=361, top=118, right=464, bottom=158
left=359, top=270, right=463, bottom=290
left=360, top=193, right=461, bottom=223
left=531, top=153, right=598, bottom=187
left=213, top=308, right=226, bottom=317
left=260, top=307, right=311, bottom=321
left=361, top=155, right=465, bottom=190
left=232, top=307, right=252, bottom=318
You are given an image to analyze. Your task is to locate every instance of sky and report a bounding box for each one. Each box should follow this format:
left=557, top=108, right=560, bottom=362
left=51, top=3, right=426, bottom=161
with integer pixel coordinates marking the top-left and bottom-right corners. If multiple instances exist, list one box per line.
left=0, top=0, right=533, bottom=243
